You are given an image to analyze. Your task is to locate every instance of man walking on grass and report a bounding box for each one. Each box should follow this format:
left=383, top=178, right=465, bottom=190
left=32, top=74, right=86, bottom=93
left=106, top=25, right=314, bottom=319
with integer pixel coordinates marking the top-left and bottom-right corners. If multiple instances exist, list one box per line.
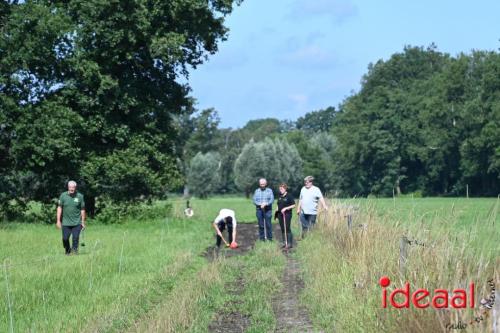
left=296, top=176, right=328, bottom=238
left=253, top=178, right=274, bottom=241
left=56, top=180, right=86, bottom=255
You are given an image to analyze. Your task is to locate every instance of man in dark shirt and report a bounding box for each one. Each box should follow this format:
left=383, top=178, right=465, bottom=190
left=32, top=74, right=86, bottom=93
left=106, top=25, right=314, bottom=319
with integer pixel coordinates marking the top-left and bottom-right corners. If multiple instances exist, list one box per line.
left=56, top=180, right=86, bottom=255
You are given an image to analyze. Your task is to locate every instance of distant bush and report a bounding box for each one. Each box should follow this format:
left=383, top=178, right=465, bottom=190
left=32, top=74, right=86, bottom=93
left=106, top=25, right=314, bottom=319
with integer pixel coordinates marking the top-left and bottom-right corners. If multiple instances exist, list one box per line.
left=1, top=201, right=55, bottom=224
left=23, top=202, right=56, bottom=224
left=92, top=199, right=171, bottom=224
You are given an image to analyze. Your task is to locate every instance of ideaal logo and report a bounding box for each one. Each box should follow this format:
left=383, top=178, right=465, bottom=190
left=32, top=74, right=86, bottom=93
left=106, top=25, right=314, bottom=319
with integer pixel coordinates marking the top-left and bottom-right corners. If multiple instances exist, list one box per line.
left=379, top=276, right=475, bottom=309
left=379, top=276, right=496, bottom=330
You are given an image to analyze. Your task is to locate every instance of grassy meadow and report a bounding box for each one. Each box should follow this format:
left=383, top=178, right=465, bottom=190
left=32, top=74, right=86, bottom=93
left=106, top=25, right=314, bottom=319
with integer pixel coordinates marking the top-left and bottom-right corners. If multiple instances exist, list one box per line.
left=297, top=197, right=499, bottom=332
left=0, top=196, right=285, bottom=332
left=1, top=196, right=498, bottom=332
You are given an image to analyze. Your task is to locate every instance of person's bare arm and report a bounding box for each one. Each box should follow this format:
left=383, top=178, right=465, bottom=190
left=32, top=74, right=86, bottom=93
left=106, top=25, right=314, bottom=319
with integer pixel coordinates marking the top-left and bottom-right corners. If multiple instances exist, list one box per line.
left=213, top=222, right=222, bottom=237
left=56, top=206, right=62, bottom=229
left=320, top=197, right=328, bottom=210
left=296, top=200, right=301, bottom=215
left=81, top=209, right=86, bottom=228
left=282, top=204, right=295, bottom=214
left=232, top=227, right=237, bottom=243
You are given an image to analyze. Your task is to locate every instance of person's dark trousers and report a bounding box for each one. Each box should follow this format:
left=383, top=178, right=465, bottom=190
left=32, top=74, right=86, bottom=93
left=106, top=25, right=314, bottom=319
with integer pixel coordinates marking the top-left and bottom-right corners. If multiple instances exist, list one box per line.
left=256, top=207, right=273, bottom=241
left=216, top=221, right=233, bottom=247
left=299, top=213, right=317, bottom=237
left=278, top=212, right=293, bottom=247
left=62, top=224, right=82, bottom=254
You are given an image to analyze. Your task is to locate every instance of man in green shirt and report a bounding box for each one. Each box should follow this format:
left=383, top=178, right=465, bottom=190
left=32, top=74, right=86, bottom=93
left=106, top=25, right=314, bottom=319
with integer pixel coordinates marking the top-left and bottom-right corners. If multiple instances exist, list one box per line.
left=56, top=180, right=86, bottom=255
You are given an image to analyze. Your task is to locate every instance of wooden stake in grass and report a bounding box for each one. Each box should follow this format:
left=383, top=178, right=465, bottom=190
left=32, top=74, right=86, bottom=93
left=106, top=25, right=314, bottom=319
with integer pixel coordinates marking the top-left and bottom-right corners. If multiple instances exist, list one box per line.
left=3, top=259, right=14, bottom=333
left=347, top=211, right=353, bottom=233
left=399, top=236, right=409, bottom=276
left=493, top=289, right=499, bottom=333
left=118, top=232, right=127, bottom=275
left=393, top=188, right=396, bottom=208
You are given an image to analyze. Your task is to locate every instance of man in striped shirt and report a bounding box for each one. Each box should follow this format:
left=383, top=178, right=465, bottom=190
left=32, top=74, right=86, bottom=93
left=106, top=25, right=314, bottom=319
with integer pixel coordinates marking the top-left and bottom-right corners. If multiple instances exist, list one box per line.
left=253, top=178, right=274, bottom=241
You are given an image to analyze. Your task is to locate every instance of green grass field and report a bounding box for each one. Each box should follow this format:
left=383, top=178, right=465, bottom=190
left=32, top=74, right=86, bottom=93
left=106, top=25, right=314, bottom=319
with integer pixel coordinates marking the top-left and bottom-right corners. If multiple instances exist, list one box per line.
left=1, top=196, right=498, bottom=332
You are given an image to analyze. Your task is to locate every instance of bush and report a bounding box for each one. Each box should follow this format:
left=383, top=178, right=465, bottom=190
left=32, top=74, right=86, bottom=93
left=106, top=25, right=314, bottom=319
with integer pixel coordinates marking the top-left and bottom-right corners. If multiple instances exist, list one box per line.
left=92, top=199, right=171, bottom=224
left=23, top=202, right=57, bottom=224
left=0, top=200, right=56, bottom=224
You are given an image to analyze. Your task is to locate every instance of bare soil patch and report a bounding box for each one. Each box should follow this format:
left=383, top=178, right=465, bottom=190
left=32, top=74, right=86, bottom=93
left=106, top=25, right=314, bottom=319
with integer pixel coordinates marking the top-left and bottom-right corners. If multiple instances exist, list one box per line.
left=203, top=222, right=287, bottom=260
left=272, top=254, right=318, bottom=332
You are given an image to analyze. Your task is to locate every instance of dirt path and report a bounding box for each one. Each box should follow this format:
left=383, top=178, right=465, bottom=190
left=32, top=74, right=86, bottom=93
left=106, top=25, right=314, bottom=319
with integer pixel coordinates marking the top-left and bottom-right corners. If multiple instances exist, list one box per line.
left=272, top=254, right=317, bottom=332
left=206, top=222, right=316, bottom=332
left=206, top=223, right=260, bottom=333
left=207, top=272, right=251, bottom=333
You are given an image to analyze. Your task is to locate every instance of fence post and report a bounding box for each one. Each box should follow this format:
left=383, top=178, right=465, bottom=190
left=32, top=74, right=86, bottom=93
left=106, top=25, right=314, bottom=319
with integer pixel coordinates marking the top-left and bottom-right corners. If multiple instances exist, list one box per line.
left=347, top=213, right=353, bottom=232
left=399, top=236, right=409, bottom=276
left=493, top=289, right=499, bottom=333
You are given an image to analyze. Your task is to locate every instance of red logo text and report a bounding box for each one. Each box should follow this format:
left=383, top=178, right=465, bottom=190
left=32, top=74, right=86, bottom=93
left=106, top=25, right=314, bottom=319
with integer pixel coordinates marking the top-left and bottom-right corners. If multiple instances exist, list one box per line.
left=380, top=276, right=475, bottom=309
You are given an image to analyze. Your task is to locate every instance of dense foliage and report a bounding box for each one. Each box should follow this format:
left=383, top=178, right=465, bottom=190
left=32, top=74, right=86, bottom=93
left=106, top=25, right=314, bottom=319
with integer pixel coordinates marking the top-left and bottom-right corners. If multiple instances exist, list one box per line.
left=0, top=0, right=241, bottom=218
left=233, top=138, right=303, bottom=196
left=185, top=46, right=499, bottom=198
left=334, top=46, right=499, bottom=196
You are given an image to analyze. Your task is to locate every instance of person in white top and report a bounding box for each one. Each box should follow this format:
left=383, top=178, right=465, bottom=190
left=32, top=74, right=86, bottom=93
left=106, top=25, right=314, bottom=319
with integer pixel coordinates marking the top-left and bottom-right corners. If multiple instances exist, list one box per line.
left=213, top=208, right=238, bottom=248
left=296, top=176, right=328, bottom=237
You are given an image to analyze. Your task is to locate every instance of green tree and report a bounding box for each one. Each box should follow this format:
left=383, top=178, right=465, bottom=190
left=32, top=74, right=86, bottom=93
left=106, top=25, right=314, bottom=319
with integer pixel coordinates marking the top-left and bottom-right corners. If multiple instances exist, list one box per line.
left=456, top=51, right=500, bottom=195
left=0, top=0, right=241, bottom=216
left=233, top=138, right=302, bottom=197
left=296, top=107, right=336, bottom=133
left=184, top=108, right=221, bottom=159
left=187, top=152, right=221, bottom=198
left=286, top=130, right=338, bottom=194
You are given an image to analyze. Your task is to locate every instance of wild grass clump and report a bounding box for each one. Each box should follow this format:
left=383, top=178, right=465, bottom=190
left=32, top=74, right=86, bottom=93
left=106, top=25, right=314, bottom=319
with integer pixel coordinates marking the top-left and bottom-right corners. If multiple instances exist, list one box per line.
left=297, top=200, right=498, bottom=332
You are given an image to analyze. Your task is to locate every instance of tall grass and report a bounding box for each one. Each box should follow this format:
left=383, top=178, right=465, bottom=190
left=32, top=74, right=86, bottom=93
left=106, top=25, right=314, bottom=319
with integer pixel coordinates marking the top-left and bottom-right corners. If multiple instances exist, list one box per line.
left=296, top=200, right=499, bottom=332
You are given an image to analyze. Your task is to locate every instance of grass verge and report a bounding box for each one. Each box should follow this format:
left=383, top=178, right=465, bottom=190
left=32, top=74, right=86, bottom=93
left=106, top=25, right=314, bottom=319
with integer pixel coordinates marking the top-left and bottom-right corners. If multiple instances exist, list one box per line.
left=296, top=200, right=498, bottom=332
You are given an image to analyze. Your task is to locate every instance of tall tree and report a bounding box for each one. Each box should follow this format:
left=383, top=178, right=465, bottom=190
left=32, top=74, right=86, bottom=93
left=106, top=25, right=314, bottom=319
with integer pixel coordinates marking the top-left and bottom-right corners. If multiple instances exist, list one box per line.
left=296, top=106, right=336, bottom=133
left=233, top=138, right=302, bottom=197
left=187, top=152, right=221, bottom=198
left=0, top=0, right=242, bottom=216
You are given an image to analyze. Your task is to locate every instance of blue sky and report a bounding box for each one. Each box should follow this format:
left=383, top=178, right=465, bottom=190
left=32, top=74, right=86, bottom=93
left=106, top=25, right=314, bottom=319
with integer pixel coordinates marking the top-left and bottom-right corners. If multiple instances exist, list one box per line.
left=188, top=0, right=500, bottom=128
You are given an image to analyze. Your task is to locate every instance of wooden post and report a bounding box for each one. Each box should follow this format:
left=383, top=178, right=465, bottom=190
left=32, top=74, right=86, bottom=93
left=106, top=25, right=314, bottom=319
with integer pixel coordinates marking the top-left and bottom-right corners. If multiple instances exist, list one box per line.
left=347, top=214, right=352, bottom=232
left=399, top=236, right=409, bottom=276
left=466, top=184, right=469, bottom=199
left=393, top=188, right=396, bottom=208
left=493, top=290, right=499, bottom=333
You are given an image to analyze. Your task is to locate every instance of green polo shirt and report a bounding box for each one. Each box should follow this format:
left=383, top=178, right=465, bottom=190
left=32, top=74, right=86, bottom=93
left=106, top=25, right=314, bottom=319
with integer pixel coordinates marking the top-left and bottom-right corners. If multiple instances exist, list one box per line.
left=58, top=192, right=85, bottom=226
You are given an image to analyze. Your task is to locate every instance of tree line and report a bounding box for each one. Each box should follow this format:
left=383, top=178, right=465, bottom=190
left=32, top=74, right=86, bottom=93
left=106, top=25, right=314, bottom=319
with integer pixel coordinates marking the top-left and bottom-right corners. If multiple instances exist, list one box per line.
left=185, top=46, right=499, bottom=198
